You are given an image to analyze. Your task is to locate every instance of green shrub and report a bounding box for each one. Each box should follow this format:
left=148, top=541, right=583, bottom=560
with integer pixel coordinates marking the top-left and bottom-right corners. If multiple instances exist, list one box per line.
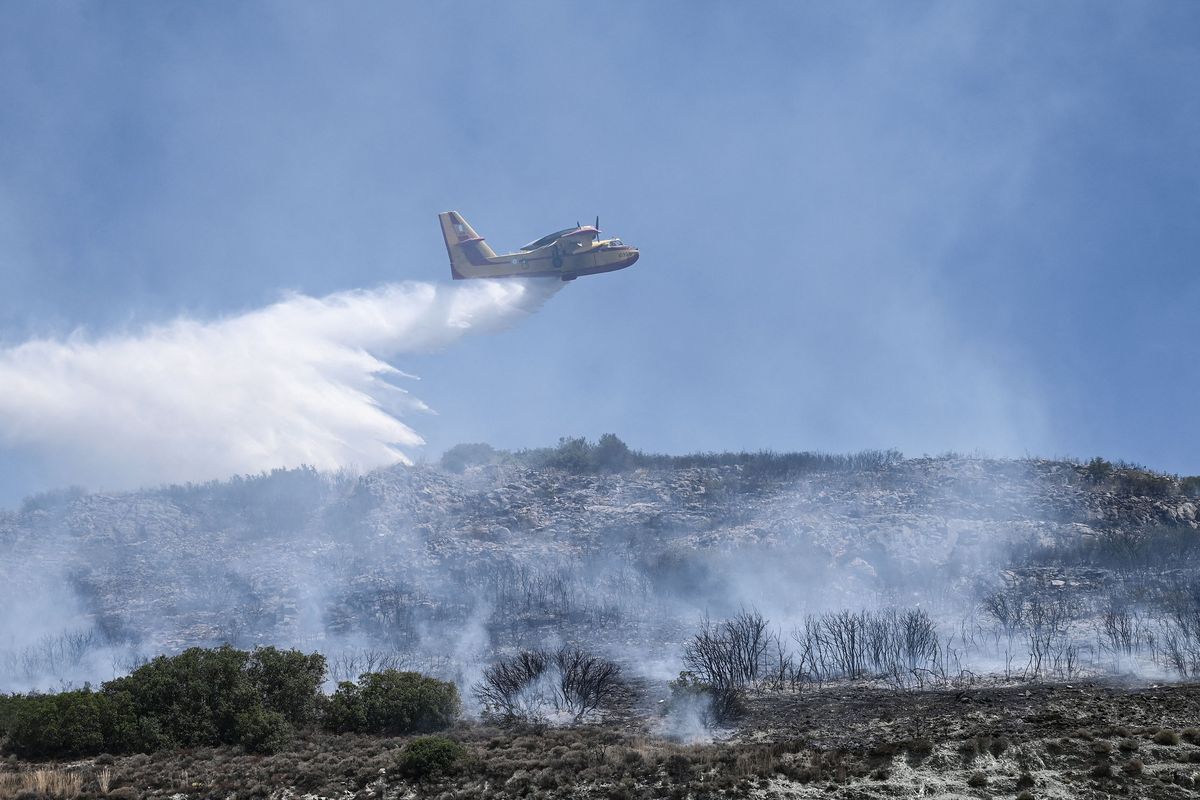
left=545, top=437, right=597, bottom=473
left=1084, top=457, right=1114, bottom=484
left=323, top=681, right=367, bottom=734
left=234, top=707, right=293, bottom=754
left=514, top=435, right=901, bottom=477
left=594, top=434, right=634, bottom=472
left=1, top=645, right=325, bottom=757
left=4, top=690, right=112, bottom=757
left=440, top=443, right=500, bottom=473
left=245, top=647, right=326, bottom=724
left=103, top=645, right=324, bottom=750
left=396, top=735, right=466, bottom=780
left=103, top=645, right=254, bottom=748
left=1153, top=729, right=1180, bottom=746
left=324, top=670, right=459, bottom=735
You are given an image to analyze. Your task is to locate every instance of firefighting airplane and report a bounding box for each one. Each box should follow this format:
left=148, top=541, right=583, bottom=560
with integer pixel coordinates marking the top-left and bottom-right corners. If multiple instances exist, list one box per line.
left=439, top=211, right=639, bottom=281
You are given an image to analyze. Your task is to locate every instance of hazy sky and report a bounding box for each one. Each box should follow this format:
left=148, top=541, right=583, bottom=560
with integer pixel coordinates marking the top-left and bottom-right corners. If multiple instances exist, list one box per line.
left=1, top=2, right=1197, bottom=501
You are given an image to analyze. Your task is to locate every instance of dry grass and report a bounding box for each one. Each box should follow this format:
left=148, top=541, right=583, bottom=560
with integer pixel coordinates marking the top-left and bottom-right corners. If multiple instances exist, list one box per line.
left=0, top=768, right=84, bottom=799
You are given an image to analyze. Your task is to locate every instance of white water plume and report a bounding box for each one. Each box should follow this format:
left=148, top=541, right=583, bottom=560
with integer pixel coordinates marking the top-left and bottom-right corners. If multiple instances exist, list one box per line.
left=0, top=278, right=561, bottom=490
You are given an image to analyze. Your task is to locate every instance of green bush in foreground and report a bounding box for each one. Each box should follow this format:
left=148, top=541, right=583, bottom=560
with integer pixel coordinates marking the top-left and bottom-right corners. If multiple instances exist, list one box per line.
left=4, top=690, right=110, bottom=757
left=233, top=707, right=294, bottom=754
left=325, top=670, right=460, bottom=735
left=1, top=645, right=331, bottom=757
left=103, top=645, right=325, bottom=750
left=397, top=735, right=467, bottom=780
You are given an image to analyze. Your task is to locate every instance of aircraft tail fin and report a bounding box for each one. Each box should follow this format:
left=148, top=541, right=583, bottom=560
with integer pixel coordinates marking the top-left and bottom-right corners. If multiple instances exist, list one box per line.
left=438, top=211, right=497, bottom=279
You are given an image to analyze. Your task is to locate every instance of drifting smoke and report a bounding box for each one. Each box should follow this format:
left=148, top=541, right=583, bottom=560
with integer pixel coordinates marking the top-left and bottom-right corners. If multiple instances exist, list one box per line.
left=0, top=279, right=560, bottom=490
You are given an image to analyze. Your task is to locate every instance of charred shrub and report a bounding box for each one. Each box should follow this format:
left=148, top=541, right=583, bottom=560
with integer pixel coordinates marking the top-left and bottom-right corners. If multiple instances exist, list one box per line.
left=474, top=647, right=622, bottom=723
left=324, top=670, right=459, bottom=735
left=397, top=735, right=467, bottom=780
left=676, top=610, right=770, bottom=723
left=474, top=650, right=551, bottom=722
left=552, top=647, right=622, bottom=720
left=666, top=670, right=742, bottom=729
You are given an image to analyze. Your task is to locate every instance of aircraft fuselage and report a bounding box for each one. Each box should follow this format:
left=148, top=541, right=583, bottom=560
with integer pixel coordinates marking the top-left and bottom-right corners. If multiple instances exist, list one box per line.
left=439, top=212, right=639, bottom=281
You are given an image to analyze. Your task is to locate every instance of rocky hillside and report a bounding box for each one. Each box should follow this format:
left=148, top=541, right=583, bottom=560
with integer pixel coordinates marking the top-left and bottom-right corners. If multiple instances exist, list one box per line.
left=1, top=453, right=1197, bottom=690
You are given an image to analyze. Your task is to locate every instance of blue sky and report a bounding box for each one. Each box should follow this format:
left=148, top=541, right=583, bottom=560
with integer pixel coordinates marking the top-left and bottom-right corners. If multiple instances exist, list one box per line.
left=0, top=2, right=1197, bottom=501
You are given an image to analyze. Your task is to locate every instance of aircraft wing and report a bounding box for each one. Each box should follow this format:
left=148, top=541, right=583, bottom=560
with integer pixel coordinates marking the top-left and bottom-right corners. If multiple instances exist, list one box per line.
left=554, top=227, right=599, bottom=249
left=520, top=226, right=599, bottom=251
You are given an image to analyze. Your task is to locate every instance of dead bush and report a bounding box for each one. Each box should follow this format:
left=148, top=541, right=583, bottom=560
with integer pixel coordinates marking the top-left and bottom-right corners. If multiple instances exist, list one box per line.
left=553, top=647, right=622, bottom=721
left=473, top=647, right=621, bottom=723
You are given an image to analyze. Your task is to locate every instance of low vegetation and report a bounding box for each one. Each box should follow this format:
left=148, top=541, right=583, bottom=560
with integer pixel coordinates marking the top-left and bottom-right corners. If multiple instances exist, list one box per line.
left=0, top=647, right=458, bottom=759
left=442, top=434, right=903, bottom=479
left=325, top=669, right=460, bottom=735
left=6, top=685, right=1200, bottom=800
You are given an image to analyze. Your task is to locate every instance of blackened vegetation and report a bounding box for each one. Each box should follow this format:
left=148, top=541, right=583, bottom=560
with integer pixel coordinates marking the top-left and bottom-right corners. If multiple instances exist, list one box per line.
left=473, top=647, right=622, bottom=724
left=673, top=608, right=947, bottom=725
left=677, top=610, right=770, bottom=723
left=791, top=608, right=941, bottom=683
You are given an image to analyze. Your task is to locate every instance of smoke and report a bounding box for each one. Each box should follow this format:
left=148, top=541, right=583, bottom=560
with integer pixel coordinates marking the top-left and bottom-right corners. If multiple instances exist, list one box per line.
left=0, top=278, right=561, bottom=491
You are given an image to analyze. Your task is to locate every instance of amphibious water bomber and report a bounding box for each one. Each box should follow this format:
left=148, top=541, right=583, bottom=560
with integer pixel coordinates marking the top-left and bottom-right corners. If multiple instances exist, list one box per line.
left=439, top=211, right=639, bottom=281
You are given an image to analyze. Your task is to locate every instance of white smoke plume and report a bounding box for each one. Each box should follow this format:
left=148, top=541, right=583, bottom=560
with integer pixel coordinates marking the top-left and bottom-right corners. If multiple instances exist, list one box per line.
left=0, top=278, right=561, bottom=490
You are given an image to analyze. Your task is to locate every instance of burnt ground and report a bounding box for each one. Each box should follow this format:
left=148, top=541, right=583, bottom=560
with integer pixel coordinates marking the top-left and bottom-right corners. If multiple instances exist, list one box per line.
left=734, top=680, right=1200, bottom=798
left=5, top=681, right=1200, bottom=799
left=740, top=680, right=1200, bottom=749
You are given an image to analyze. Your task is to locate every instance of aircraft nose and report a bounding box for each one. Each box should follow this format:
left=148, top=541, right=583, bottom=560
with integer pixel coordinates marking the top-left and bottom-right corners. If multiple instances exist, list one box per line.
left=626, top=250, right=639, bottom=266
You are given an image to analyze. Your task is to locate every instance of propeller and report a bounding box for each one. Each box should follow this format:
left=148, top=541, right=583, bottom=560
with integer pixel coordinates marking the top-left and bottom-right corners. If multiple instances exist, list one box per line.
left=595, top=215, right=600, bottom=232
